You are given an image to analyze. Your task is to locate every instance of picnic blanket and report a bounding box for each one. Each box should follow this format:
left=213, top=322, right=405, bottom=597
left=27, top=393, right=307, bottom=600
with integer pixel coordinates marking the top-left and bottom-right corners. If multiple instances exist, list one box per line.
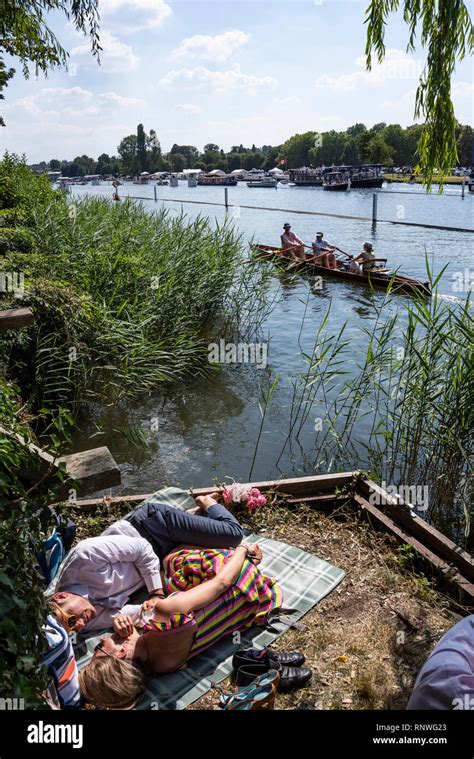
left=74, top=488, right=346, bottom=710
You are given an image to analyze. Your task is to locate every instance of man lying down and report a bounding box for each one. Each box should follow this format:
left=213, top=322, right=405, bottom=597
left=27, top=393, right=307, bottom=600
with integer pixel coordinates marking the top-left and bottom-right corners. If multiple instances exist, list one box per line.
left=49, top=492, right=244, bottom=632
left=45, top=492, right=300, bottom=709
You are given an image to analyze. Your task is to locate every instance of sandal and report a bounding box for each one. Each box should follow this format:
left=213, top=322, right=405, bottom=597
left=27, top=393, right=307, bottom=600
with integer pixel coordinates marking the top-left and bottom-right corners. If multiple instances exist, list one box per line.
left=212, top=669, right=280, bottom=710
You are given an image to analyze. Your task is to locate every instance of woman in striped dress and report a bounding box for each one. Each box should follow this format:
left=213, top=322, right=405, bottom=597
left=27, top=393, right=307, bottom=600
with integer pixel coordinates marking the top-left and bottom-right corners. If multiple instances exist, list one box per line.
left=79, top=543, right=283, bottom=709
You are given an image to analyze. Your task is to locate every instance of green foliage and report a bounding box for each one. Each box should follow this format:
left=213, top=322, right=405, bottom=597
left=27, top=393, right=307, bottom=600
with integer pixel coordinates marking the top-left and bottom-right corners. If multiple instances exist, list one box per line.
left=0, top=225, right=34, bottom=254
left=365, top=0, right=474, bottom=188
left=0, top=380, right=70, bottom=702
left=0, top=1, right=100, bottom=125
left=0, top=155, right=271, bottom=420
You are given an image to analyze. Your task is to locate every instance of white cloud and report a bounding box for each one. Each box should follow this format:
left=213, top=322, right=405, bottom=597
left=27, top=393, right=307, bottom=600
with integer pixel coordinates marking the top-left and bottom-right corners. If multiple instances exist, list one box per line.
left=452, top=81, right=474, bottom=99
left=315, top=49, right=426, bottom=92
left=170, top=30, right=250, bottom=63
left=274, top=96, right=302, bottom=106
left=99, top=0, right=172, bottom=34
left=72, top=31, right=139, bottom=73
left=5, top=86, right=143, bottom=119
left=160, top=67, right=277, bottom=95
left=175, top=103, right=202, bottom=114
left=2, top=85, right=145, bottom=161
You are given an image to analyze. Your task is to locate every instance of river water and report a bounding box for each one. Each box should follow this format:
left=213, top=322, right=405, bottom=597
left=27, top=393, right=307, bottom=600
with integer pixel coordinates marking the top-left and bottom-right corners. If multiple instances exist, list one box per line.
left=69, top=181, right=473, bottom=495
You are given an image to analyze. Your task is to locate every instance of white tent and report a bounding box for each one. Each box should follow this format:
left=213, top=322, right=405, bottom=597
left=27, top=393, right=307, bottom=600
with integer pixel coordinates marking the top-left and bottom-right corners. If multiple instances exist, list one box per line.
left=268, top=167, right=284, bottom=174
left=140, top=171, right=150, bottom=176
left=208, top=169, right=226, bottom=175
left=231, top=169, right=244, bottom=174
left=183, top=168, right=203, bottom=175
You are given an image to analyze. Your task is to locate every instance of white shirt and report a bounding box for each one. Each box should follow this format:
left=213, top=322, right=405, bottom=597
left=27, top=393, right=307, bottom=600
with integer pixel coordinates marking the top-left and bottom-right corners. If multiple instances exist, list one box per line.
left=54, top=520, right=162, bottom=631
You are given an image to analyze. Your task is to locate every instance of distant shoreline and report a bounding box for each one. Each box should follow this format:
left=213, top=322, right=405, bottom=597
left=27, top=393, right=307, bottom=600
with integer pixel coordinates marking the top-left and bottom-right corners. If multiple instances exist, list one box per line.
left=383, top=174, right=469, bottom=185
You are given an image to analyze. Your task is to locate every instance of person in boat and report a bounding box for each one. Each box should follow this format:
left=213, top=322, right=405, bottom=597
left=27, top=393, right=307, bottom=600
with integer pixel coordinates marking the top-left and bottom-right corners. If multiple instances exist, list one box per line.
left=78, top=543, right=301, bottom=709
left=311, top=232, right=338, bottom=269
left=49, top=493, right=243, bottom=633
left=349, top=242, right=377, bottom=274
left=280, top=223, right=306, bottom=260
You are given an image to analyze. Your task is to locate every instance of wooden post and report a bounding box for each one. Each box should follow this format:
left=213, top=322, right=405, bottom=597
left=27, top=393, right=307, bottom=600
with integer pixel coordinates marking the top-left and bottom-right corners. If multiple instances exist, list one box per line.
left=0, top=307, right=34, bottom=332
left=372, top=193, right=378, bottom=226
left=462, top=178, right=465, bottom=199
left=153, top=185, right=157, bottom=202
left=224, top=188, right=229, bottom=209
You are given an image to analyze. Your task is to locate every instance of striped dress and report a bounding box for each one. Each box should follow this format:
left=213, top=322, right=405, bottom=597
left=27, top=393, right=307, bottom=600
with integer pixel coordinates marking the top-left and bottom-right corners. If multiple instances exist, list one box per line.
left=139, top=548, right=283, bottom=659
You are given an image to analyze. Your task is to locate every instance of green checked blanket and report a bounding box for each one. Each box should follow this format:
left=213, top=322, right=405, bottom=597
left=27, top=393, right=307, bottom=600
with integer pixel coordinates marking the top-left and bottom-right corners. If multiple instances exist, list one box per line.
left=74, top=488, right=346, bottom=710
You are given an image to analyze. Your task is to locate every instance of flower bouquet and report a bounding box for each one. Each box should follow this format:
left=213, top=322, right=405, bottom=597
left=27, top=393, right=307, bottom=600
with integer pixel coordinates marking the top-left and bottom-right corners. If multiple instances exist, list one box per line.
left=222, top=482, right=267, bottom=512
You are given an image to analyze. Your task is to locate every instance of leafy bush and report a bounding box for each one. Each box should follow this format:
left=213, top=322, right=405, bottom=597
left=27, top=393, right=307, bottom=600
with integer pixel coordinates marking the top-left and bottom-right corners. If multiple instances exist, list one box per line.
left=0, top=380, right=69, bottom=703
left=0, top=226, right=34, bottom=254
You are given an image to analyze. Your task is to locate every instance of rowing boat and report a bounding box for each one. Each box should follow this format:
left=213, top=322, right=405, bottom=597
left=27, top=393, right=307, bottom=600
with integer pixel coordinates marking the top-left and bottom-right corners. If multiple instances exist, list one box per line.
left=253, top=245, right=432, bottom=297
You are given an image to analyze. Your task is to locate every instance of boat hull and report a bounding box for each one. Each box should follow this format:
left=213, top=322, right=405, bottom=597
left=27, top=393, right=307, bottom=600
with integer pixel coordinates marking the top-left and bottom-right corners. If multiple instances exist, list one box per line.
left=350, top=177, right=384, bottom=188
left=253, top=245, right=431, bottom=297
left=323, top=182, right=349, bottom=191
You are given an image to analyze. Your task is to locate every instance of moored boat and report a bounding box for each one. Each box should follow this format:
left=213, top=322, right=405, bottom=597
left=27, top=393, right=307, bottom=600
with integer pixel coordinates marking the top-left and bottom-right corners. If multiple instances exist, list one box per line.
left=289, top=168, right=324, bottom=186
left=197, top=174, right=237, bottom=186
left=247, top=178, right=277, bottom=188
left=253, top=244, right=431, bottom=297
left=322, top=171, right=350, bottom=191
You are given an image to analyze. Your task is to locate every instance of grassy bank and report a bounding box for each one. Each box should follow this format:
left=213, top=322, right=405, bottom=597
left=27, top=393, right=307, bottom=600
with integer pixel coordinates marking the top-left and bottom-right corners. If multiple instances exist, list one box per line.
left=0, top=155, right=270, bottom=421
left=383, top=173, right=470, bottom=185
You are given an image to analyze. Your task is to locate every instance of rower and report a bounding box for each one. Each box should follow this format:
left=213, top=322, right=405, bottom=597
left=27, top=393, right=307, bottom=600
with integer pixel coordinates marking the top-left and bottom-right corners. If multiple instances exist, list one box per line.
left=349, top=242, right=385, bottom=274
left=311, top=232, right=338, bottom=269
left=280, top=223, right=306, bottom=260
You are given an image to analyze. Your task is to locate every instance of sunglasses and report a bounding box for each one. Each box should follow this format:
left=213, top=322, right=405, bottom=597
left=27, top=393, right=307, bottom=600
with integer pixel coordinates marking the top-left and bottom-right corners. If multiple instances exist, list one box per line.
left=94, top=640, right=114, bottom=658
left=49, top=602, right=78, bottom=632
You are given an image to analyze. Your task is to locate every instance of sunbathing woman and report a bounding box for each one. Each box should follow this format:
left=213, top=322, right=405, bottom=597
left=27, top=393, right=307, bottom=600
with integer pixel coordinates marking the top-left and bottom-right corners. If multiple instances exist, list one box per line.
left=79, top=543, right=283, bottom=709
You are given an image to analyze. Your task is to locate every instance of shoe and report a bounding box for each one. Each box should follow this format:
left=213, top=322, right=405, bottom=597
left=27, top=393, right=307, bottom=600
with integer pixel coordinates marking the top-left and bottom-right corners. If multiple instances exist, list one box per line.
left=234, top=663, right=312, bottom=693
left=232, top=647, right=305, bottom=672
left=213, top=670, right=280, bottom=710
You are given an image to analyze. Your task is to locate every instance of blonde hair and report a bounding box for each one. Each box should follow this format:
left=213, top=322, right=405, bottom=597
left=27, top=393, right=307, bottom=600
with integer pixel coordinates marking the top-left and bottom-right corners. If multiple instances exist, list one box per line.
left=79, top=657, right=145, bottom=710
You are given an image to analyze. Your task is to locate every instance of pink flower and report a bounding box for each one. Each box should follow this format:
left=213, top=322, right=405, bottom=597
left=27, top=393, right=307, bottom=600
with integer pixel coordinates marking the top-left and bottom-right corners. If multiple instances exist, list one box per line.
left=247, top=488, right=267, bottom=511
left=222, top=486, right=233, bottom=506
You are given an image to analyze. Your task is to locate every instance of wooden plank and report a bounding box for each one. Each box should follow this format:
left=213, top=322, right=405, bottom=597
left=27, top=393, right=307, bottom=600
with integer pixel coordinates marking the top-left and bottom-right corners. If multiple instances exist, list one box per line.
left=0, top=307, right=34, bottom=331
left=1, top=424, right=121, bottom=496
left=74, top=471, right=360, bottom=510
left=190, top=472, right=360, bottom=498
left=358, top=479, right=474, bottom=582
left=60, top=447, right=121, bottom=496
left=353, top=494, right=474, bottom=606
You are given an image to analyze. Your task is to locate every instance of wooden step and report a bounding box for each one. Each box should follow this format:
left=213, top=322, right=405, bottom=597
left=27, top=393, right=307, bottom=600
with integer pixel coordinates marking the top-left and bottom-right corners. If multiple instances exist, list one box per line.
left=0, top=307, right=34, bottom=331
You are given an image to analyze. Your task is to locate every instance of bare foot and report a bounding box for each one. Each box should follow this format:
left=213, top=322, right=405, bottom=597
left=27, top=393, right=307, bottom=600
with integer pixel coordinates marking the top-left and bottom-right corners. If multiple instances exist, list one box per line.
left=195, top=492, right=221, bottom=512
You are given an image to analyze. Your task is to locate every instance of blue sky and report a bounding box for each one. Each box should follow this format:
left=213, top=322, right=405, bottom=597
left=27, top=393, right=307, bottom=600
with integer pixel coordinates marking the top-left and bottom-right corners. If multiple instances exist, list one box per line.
left=1, top=0, right=472, bottom=163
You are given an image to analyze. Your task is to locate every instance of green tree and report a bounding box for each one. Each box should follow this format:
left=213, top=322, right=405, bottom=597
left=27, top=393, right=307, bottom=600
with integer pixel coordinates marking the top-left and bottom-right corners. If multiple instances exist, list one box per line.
left=309, top=130, right=347, bottom=166
left=278, top=132, right=316, bottom=168
left=242, top=151, right=264, bottom=170
left=359, top=132, right=394, bottom=165
left=347, top=123, right=367, bottom=138
left=456, top=124, right=474, bottom=166
left=203, top=143, right=219, bottom=153
left=118, top=134, right=137, bottom=175
left=48, top=159, right=61, bottom=171
left=136, top=123, right=147, bottom=173
left=365, top=0, right=473, bottom=187
left=148, top=130, right=161, bottom=172
left=1, top=1, right=100, bottom=125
